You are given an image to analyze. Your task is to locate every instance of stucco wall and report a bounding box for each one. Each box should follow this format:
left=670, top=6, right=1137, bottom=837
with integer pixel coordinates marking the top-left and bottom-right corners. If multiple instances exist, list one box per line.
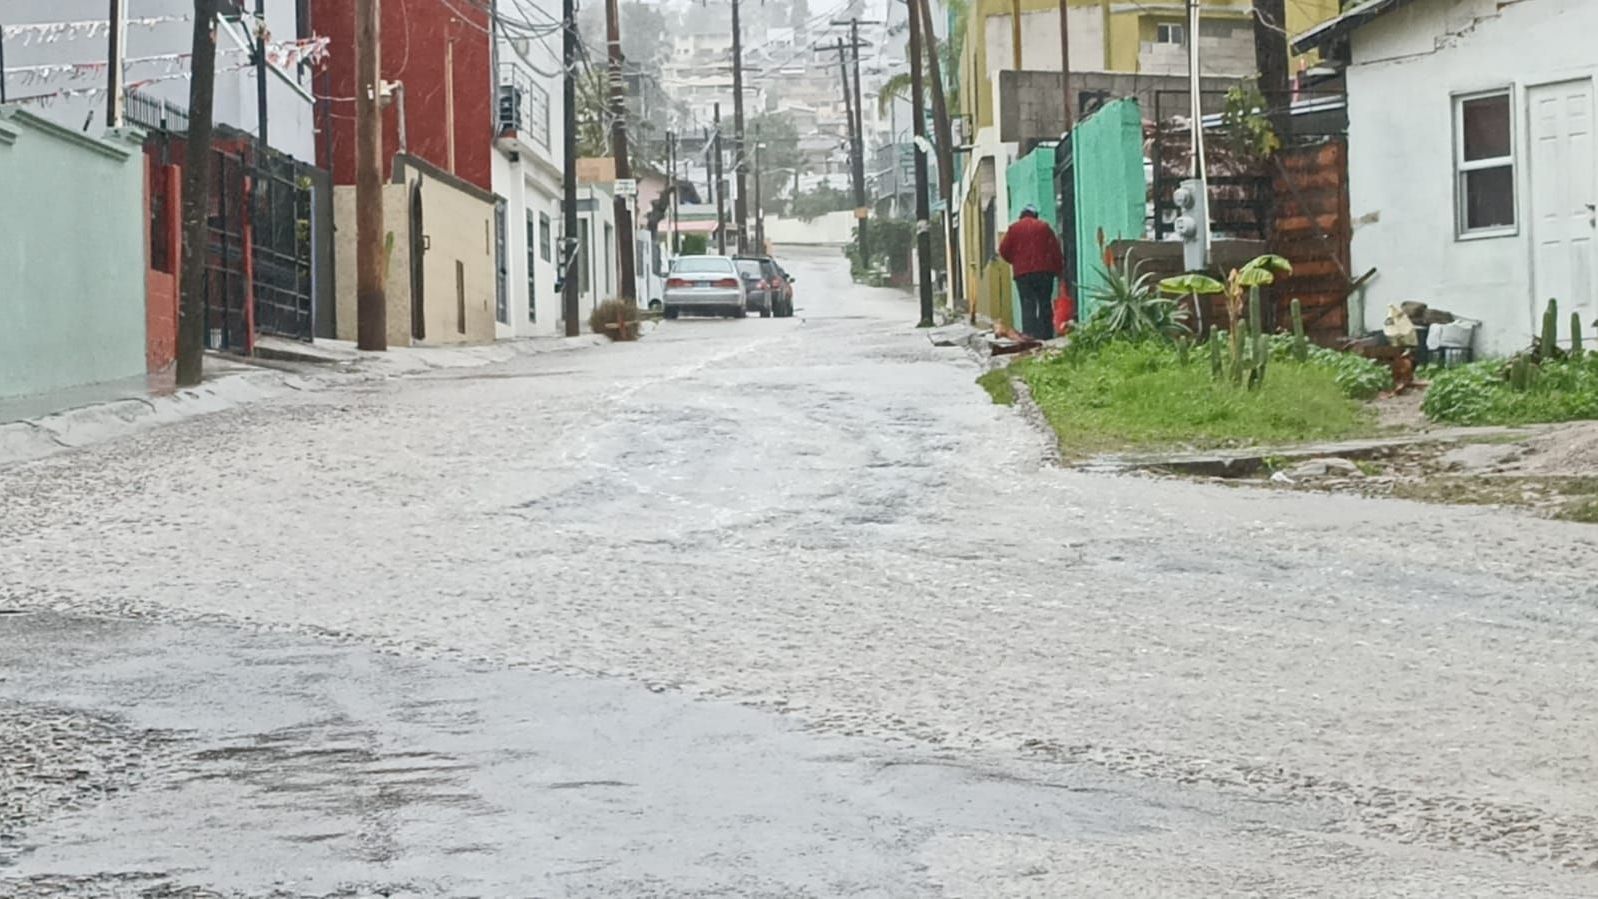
left=765, top=211, right=858, bottom=246
left=1345, top=0, right=1596, bottom=356
left=0, top=111, right=146, bottom=401
left=333, top=163, right=497, bottom=347
left=1071, top=98, right=1147, bottom=316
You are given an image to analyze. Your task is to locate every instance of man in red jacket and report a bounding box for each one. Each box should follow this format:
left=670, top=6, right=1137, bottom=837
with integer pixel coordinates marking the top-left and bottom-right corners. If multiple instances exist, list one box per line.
left=998, top=204, right=1065, bottom=340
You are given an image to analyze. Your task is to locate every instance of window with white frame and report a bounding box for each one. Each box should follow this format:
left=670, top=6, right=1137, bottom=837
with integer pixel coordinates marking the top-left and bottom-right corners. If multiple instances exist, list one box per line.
left=1155, top=23, right=1185, bottom=45
left=1455, top=90, right=1516, bottom=236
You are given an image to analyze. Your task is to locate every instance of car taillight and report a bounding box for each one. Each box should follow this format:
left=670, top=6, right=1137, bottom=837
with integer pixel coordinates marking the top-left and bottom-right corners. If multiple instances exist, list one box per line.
left=713, top=278, right=739, bottom=288
left=666, top=277, right=689, bottom=288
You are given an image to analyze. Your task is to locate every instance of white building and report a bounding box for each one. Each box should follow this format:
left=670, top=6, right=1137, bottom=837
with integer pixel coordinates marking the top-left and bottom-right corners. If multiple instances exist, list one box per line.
left=493, top=20, right=568, bottom=337
left=0, top=1, right=316, bottom=161
left=575, top=183, right=621, bottom=313
left=1297, top=0, right=1597, bottom=356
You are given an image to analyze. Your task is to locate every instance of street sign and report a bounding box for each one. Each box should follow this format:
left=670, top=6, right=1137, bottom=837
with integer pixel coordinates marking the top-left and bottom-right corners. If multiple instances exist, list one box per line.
left=614, top=178, right=638, bottom=197
left=854, top=206, right=870, bottom=220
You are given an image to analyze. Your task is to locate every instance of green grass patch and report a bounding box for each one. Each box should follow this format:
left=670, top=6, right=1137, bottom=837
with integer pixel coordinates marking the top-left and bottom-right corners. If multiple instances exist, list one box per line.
left=1018, top=341, right=1375, bottom=454
left=977, top=369, right=1017, bottom=406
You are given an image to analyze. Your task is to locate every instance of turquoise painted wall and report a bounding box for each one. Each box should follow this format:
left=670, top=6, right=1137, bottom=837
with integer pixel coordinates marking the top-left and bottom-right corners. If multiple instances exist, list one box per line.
left=1071, top=98, right=1146, bottom=317
left=1004, top=145, right=1057, bottom=325
left=0, top=110, right=147, bottom=401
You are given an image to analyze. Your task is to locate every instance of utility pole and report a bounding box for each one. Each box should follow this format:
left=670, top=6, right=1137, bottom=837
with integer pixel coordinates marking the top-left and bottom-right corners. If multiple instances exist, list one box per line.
left=355, top=0, right=386, bottom=350
left=713, top=102, right=727, bottom=254
left=1011, top=0, right=1022, bottom=69
left=177, top=0, right=218, bottom=386
left=253, top=0, right=267, bottom=149
left=730, top=0, right=749, bottom=253
left=562, top=0, right=581, bottom=335
left=848, top=20, right=865, bottom=205
left=1252, top=0, right=1291, bottom=140
left=606, top=0, right=637, bottom=300
left=445, top=36, right=457, bottom=172
left=668, top=131, right=681, bottom=255
left=915, top=0, right=963, bottom=314
left=1058, top=0, right=1073, bottom=132
left=752, top=134, right=763, bottom=252
left=107, top=0, right=126, bottom=128
left=847, top=21, right=869, bottom=266
left=908, top=0, right=934, bottom=327
left=830, top=37, right=867, bottom=267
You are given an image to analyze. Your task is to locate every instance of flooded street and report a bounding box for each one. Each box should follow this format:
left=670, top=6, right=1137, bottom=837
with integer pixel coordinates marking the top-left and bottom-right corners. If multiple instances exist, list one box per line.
left=4, top=248, right=1598, bottom=895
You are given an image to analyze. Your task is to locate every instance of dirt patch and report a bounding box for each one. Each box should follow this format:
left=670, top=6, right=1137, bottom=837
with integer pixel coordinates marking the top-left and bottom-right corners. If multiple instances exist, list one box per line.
left=1370, top=390, right=1428, bottom=431
left=1229, top=421, right=1598, bottom=521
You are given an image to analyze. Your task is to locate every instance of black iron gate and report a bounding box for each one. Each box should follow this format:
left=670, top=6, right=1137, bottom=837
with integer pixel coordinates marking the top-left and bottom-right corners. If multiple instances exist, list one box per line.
left=253, top=150, right=315, bottom=341
left=204, top=143, right=317, bottom=350
left=205, top=148, right=251, bottom=351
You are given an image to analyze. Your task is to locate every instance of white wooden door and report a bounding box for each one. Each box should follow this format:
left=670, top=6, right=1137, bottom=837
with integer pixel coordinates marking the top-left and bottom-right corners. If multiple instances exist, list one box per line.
left=1528, top=79, right=1597, bottom=343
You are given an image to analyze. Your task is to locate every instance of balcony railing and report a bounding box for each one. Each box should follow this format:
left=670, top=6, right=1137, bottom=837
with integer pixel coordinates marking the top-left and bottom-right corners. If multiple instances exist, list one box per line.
left=497, top=63, right=552, bottom=152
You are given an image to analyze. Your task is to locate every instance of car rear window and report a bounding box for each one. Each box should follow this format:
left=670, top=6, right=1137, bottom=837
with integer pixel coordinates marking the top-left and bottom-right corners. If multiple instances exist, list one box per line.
left=672, top=257, right=733, bottom=274
left=736, top=260, right=763, bottom=277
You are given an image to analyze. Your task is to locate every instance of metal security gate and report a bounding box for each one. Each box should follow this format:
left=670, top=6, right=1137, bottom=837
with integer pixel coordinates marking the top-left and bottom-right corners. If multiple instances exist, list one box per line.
left=204, top=143, right=317, bottom=351
left=253, top=150, right=315, bottom=342
left=205, top=148, right=251, bottom=351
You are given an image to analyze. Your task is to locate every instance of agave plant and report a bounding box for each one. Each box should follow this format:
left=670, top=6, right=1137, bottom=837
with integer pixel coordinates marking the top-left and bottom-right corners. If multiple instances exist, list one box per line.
left=1088, top=252, right=1191, bottom=342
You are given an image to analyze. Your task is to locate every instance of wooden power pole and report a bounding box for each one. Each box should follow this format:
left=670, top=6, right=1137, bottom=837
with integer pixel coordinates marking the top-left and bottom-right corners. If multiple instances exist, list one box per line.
left=606, top=0, right=637, bottom=300
left=830, top=37, right=867, bottom=268
left=730, top=0, right=749, bottom=253
left=107, top=0, right=126, bottom=128
left=355, top=0, right=386, bottom=349
left=908, top=0, right=934, bottom=327
left=1253, top=0, right=1291, bottom=140
left=177, top=0, right=218, bottom=387
left=562, top=0, right=581, bottom=335
left=1058, top=0, right=1073, bottom=132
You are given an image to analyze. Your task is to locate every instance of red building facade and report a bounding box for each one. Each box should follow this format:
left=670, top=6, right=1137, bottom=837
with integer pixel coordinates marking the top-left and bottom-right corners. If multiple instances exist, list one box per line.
left=312, top=0, right=493, bottom=191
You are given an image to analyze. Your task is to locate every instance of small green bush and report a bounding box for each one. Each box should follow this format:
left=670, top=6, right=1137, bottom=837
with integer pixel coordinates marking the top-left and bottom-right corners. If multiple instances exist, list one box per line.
left=1423, top=355, right=1598, bottom=425
left=1266, top=335, right=1393, bottom=399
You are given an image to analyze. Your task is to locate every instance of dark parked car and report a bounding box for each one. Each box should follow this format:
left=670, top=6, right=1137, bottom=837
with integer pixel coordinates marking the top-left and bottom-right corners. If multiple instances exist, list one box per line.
left=734, top=255, right=794, bottom=318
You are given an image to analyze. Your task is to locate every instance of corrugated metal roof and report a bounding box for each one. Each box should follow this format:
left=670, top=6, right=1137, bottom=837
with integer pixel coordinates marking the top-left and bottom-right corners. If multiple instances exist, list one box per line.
left=1292, top=0, right=1420, bottom=54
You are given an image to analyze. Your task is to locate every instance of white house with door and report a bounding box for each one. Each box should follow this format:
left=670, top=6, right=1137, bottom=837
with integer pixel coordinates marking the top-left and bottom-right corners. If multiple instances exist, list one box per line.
left=493, top=12, right=568, bottom=338
left=1297, top=0, right=1596, bottom=357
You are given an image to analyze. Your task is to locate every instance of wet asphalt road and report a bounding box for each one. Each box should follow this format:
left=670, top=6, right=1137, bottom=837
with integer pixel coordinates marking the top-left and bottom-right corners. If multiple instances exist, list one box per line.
left=4, top=246, right=1598, bottom=896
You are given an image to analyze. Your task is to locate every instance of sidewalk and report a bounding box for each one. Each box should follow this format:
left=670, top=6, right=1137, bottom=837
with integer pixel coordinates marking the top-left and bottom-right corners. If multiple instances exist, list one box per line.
left=0, top=331, right=622, bottom=469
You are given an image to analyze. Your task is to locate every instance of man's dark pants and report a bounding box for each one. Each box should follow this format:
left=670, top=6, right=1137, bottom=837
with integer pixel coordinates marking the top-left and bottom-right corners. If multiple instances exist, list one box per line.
left=1015, top=272, right=1055, bottom=340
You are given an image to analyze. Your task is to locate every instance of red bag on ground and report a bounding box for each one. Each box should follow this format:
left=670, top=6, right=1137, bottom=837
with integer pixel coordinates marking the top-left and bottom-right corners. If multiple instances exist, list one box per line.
left=1053, top=283, right=1076, bottom=336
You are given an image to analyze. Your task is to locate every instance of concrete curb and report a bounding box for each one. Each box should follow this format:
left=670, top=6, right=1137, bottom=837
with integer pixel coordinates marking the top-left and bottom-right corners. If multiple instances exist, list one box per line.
left=0, top=330, right=632, bottom=470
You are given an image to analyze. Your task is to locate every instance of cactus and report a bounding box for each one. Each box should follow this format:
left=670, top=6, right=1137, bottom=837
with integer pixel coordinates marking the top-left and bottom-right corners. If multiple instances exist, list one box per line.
left=1255, top=331, right=1270, bottom=389
left=1209, top=330, right=1223, bottom=380
left=1572, top=312, right=1584, bottom=356
left=1542, top=298, right=1560, bottom=360
left=1510, top=354, right=1533, bottom=391
left=1290, top=298, right=1309, bottom=362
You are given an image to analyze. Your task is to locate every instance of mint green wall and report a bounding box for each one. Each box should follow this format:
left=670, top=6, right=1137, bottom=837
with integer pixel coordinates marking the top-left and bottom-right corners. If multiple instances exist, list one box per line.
left=1071, top=98, right=1146, bottom=318
left=0, top=110, right=147, bottom=401
left=1004, top=145, right=1057, bottom=324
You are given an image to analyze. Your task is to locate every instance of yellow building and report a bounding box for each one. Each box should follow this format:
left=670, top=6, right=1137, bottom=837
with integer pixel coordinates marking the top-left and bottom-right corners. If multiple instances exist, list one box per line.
left=958, top=0, right=1341, bottom=131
